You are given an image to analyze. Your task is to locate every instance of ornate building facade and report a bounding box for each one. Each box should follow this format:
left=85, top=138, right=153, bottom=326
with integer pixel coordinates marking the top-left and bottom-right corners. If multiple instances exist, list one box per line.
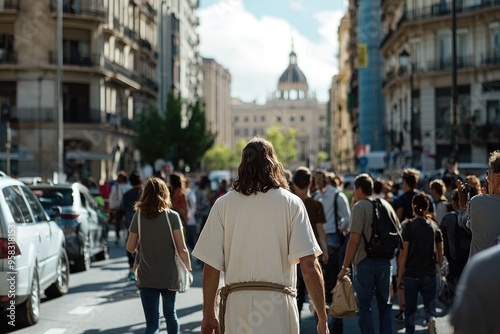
left=381, top=0, right=500, bottom=170
left=231, top=49, right=327, bottom=170
left=0, top=0, right=199, bottom=183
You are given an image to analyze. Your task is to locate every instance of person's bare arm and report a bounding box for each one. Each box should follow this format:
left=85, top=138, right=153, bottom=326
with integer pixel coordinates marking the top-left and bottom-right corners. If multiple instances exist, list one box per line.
left=300, top=254, right=329, bottom=334
left=397, top=241, right=409, bottom=289
left=435, top=241, right=444, bottom=266
left=126, top=232, right=138, bottom=253
left=396, top=207, right=404, bottom=222
left=201, top=264, right=221, bottom=334
left=338, top=232, right=361, bottom=279
left=315, top=223, right=329, bottom=264
left=173, top=229, right=192, bottom=271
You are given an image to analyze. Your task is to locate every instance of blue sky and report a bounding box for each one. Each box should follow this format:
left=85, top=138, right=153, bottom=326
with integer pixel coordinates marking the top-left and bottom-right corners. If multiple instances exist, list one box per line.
left=198, top=0, right=346, bottom=103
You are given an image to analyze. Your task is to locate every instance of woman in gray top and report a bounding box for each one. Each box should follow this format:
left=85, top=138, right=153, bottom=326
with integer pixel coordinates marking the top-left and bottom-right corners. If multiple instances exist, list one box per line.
left=127, top=177, right=192, bottom=334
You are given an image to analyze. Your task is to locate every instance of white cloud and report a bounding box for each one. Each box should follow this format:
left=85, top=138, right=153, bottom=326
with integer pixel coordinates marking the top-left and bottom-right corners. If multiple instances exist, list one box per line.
left=199, top=1, right=343, bottom=103
left=290, top=0, right=303, bottom=11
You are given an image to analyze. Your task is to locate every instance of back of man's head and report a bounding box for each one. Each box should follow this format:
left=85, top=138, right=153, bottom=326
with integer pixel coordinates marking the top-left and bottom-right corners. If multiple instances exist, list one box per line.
left=402, top=168, right=420, bottom=189
left=354, top=173, right=373, bottom=196
left=292, top=166, right=311, bottom=190
left=129, top=171, right=141, bottom=186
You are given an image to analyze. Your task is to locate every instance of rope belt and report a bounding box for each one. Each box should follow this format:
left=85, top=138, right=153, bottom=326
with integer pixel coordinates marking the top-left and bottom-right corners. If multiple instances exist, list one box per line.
left=218, top=281, right=297, bottom=334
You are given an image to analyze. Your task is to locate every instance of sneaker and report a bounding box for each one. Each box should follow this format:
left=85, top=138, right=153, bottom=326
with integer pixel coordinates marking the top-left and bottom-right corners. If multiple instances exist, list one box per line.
left=427, top=317, right=436, bottom=334
left=394, top=311, right=404, bottom=323
left=128, top=272, right=136, bottom=281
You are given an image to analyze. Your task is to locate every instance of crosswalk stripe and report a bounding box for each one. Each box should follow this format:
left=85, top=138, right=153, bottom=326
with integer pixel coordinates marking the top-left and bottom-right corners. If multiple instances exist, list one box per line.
left=42, top=329, right=67, bottom=334
left=69, top=306, right=94, bottom=315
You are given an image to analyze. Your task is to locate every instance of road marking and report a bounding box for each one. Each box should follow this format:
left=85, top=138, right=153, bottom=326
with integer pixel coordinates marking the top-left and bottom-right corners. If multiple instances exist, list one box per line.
left=69, top=306, right=94, bottom=315
left=42, top=329, right=67, bottom=334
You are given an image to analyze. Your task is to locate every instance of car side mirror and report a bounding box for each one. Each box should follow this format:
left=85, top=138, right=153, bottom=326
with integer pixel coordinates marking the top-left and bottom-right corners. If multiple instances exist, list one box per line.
left=50, top=205, right=62, bottom=219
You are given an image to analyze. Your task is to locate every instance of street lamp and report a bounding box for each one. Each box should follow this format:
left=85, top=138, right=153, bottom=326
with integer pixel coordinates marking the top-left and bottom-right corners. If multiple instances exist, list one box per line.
left=399, top=49, right=421, bottom=167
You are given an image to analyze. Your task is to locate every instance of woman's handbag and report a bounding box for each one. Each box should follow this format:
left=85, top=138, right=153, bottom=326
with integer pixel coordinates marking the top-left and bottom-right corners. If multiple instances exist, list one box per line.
left=329, top=276, right=358, bottom=318
left=165, top=211, right=193, bottom=293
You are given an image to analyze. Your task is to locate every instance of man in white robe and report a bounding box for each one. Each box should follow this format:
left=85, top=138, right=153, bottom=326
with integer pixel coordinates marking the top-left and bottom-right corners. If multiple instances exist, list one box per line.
left=193, top=137, right=329, bottom=334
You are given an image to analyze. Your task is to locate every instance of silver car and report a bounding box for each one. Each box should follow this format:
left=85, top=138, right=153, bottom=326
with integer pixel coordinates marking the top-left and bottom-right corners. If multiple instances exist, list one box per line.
left=0, top=174, right=69, bottom=327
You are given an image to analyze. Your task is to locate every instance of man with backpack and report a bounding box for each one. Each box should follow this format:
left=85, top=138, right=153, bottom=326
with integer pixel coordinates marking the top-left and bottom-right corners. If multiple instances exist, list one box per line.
left=338, top=173, right=401, bottom=334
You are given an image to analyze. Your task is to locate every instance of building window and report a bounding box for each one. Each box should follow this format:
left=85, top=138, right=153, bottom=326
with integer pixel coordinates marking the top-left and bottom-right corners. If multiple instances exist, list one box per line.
left=253, top=128, right=258, bottom=136
left=290, top=116, right=295, bottom=122
left=277, top=116, right=282, bottom=122
left=244, top=128, right=249, bottom=136
left=235, top=128, right=240, bottom=136
left=244, top=116, right=249, bottom=122
left=261, top=115, right=265, bottom=122
left=254, top=115, right=257, bottom=122
left=301, top=116, right=305, bottom=122
left=319, top=115, right=325, bottom=122
left=234, top=116, right=239, bottom=122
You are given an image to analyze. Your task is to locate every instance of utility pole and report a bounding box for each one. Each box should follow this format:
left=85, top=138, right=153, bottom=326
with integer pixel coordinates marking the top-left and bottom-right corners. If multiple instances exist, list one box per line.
left=56, top=0, right=64, bottom=182
left=451, top=0, right=459, bottom=162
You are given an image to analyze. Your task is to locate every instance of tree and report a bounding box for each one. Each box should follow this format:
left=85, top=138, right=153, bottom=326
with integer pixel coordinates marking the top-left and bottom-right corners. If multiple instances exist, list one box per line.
left=163, top=91, right=184, bottom=168
left=180, top=100, right=216, bottom=170
left=136, top=92, right=216, bottom=172
left=203, top=143, right=232, bottom=170
left=229, top=139, right=247, bottom=170
left=266, top=126, right=297, bottom=167
left=135, top=106, right=167, bottom=166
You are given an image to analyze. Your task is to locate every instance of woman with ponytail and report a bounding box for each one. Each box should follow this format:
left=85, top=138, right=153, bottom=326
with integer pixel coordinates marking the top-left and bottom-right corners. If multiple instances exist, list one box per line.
left=396, top=193, right=444, bottom=334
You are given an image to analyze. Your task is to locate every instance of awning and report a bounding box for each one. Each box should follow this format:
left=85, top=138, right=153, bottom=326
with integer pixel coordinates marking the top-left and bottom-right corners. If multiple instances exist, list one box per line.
left=65, top=150, right=113, bottom=161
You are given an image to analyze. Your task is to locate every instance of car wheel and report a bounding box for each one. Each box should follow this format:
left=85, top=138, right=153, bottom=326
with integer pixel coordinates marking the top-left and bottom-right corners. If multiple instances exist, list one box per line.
left=45, top=248, right=70, bottom=298
left=72, top=235, right=91, bottom=272
left=94, top=238, right=109, bottom=261
left=17, top=267, right=40, bottom=326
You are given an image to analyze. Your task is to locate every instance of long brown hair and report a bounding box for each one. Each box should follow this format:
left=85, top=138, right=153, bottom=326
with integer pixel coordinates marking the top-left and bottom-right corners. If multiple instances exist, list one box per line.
left=232, top=137, right=289, bottom=195
left=134, top=177, right=172, bottom=218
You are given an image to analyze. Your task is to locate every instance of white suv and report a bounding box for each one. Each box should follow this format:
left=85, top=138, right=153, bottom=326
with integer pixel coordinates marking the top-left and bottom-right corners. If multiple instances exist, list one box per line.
left=0, top=174, right=69, bottom=327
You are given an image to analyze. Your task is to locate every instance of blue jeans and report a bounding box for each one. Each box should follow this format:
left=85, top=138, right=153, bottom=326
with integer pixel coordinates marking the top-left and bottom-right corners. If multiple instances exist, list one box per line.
left=403, top=275, right=437, bottom=334
left=353, top=257, right=392, bottom=334
left=139, top=287, right=179, bottom=334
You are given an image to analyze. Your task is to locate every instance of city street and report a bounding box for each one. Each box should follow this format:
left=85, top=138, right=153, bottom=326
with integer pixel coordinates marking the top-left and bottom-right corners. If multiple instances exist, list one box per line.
left=1, top=232, right=455, bottom=334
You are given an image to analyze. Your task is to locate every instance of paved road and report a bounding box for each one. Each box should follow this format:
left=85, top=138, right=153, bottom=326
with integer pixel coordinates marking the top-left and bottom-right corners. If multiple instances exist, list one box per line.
left=1, top=232, right=455, bottom=333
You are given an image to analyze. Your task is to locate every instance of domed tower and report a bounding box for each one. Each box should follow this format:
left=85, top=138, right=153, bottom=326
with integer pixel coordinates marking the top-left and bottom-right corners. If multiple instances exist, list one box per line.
left=277, top=47, right=309, bottom=100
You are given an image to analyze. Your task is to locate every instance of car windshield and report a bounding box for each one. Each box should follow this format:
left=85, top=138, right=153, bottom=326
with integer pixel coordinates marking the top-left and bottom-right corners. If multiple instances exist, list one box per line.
left=31, top=188, right=73, bottom=209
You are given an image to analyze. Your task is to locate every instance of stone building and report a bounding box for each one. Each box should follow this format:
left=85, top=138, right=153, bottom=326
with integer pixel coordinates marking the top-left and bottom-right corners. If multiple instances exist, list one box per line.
left=202, top=58, right=232, bottom=147
left=231, top=48, right=327, bottom=170
left=0, top=0, right=159, bottom=182
left=381, top=0, right=500, bottom=170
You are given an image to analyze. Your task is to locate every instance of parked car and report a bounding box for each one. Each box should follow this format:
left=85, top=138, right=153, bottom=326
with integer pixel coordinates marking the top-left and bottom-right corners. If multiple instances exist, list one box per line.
left=29, top=183, right=109, bottom=273
left=0, top=173, right=69, bottom=327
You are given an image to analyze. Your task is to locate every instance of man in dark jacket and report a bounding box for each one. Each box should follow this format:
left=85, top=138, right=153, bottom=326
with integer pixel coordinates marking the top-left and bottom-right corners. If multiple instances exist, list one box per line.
left=116, top=171, right=142, bottom=280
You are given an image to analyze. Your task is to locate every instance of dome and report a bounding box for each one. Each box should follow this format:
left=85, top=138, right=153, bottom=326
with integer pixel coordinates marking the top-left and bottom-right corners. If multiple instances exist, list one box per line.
left=278, top=51, right=308, bottom=84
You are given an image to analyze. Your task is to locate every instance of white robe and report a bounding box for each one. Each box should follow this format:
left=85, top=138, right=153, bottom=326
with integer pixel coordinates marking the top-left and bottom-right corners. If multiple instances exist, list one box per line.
left=193, top=188, right=321, bottom=334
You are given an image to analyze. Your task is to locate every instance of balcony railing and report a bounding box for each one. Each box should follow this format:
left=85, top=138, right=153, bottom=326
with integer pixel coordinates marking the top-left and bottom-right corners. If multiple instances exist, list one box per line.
left=49, top=52, right=100, bottom=67
left=0, top=0, right=19, bottom=10
left=0, top=51, right=18, bottom=64
left=482, top=52, right=500, bottom=65
left=104, top=57, right=140, bottom=82
left=124, top=27, right=137, bottom=42
left=427, top=56, right=474, bottom=72
left=141, top=75, right=158, bottom=92
left=12, top=108, right=55, bottom=122
left=400, top=0, right=500, bottom=25
left=49, top=0, right=106, bottom=19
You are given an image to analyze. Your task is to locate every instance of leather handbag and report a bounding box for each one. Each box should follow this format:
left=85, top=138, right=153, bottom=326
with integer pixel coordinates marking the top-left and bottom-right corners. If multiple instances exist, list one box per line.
left=165, top=211, right=193, bottom=292
left=329, top=275, right=358, bottom=318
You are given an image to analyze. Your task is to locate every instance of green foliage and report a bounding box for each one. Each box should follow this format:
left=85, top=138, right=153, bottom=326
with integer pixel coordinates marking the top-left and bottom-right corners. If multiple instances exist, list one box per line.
left=135, top=106, right=168, bottom=166
left=180, top=100, right=216, bottom=169
left=265, top=126, right=297, bottom=167
left=135, top=92, right=216, bottom=171
left=316, top=151, right=328, bottom=167
left=204, top=143, right=232, bottom=170
left=229, top=139, right=247, bottom=169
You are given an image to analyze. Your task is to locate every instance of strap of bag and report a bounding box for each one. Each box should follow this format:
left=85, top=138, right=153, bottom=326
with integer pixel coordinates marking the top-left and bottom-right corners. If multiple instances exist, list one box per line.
left=333, top=191, right=340, bottom=233
left=137, top=211, right=141, bottom=241
left=165, top=210, right=180, bottom=256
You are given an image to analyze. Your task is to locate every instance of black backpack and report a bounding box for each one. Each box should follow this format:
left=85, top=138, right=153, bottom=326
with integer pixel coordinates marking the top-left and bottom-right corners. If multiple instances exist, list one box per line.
left=362, top=198, right=402, bottom=259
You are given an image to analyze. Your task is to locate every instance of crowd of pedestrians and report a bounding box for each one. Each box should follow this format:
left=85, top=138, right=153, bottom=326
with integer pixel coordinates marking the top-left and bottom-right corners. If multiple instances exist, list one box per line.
left=94, top=140, right=499, bottom=334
